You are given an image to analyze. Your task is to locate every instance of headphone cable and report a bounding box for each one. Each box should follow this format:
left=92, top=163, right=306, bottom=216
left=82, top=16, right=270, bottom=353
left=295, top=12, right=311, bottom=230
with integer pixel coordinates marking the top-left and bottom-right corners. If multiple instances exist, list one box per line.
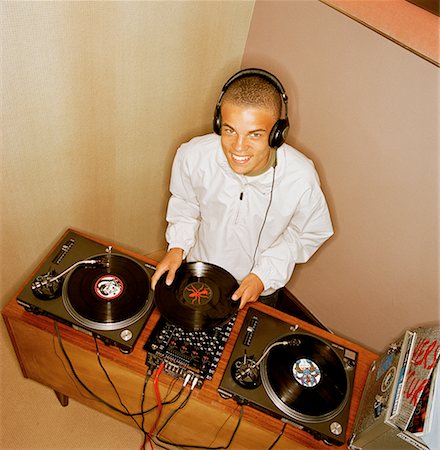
left=249, top=159, right=276, bottom=273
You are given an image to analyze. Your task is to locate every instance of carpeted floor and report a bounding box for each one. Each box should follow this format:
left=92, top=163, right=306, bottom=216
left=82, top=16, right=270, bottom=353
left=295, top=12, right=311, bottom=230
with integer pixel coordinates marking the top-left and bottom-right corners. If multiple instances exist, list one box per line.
left=0, top=322, right=145, bottom=450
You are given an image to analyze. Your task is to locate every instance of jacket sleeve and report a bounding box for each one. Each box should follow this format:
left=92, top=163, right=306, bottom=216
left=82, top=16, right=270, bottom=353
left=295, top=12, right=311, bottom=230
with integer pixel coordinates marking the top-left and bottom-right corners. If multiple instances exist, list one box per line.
left=165, top=147, right=201, bottom=258
left=251, top=186, right=333, bottom=291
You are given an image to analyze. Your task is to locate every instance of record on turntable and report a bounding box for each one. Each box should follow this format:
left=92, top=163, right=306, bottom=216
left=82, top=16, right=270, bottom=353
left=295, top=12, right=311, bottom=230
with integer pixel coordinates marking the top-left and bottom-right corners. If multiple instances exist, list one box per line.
left=261, top=333, right=349, bottom=423
left=63, top=253, right=152, bottom=331
left=154, top=261, right=239, bottom=330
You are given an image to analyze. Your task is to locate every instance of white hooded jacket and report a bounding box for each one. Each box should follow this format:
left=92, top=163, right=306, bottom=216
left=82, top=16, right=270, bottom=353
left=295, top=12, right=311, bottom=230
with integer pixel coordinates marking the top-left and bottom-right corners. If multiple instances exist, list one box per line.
left=165, top=134, right=333, bottom=295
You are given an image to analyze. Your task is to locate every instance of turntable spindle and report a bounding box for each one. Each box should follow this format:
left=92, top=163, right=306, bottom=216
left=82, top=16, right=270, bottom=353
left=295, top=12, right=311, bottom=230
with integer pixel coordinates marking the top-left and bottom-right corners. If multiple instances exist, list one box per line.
left=105, top=246, right=112, bottom=271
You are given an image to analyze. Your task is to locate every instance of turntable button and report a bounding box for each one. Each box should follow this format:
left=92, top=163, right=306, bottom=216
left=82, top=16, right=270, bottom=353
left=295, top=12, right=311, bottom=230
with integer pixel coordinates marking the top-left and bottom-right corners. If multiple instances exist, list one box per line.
left=120, top=329, right=133, bottom=342
left=329, top=421, right=343, bottom=436
left=345, top=358, right=356, bottom=370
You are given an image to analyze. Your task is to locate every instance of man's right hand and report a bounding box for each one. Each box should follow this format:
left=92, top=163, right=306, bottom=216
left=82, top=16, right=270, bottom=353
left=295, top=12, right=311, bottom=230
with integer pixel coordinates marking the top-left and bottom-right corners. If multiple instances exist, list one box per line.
left=151, top=248, right=184, bottom=290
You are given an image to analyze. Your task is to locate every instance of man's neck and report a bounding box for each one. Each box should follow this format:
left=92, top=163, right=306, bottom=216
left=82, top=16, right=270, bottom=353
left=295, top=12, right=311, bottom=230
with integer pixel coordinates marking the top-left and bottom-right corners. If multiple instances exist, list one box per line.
left=245, top=148, right=276, bottom=177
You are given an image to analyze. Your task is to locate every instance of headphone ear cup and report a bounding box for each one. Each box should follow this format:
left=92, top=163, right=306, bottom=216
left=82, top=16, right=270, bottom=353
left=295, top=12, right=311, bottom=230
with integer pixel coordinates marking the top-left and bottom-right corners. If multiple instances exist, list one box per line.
left=269, top=118, right=290, bottom=149
left=213, top=105, right=222, bottom=135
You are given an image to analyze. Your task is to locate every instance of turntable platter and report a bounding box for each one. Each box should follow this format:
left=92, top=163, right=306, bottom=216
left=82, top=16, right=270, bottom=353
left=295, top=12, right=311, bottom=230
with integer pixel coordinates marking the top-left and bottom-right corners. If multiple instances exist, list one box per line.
left=63, top=254, right=152, bottom=331
left=261, top=333, right=349, bottom=423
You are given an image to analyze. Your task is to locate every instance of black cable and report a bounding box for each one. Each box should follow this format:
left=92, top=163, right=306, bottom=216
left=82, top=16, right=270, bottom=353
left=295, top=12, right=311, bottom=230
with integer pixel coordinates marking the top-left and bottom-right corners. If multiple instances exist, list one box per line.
left=156, top=391, right=244, bottom=450
left=53, top=321, right=183, bottom=417
left=155, top=388, right=193, bottom=439
left=249, top=163, right=277, bottom=273
left=51, top=331, right=96, bottom=402
left=93, top=336, right=150, bottom=439
left=54, top=322, right=243, bottom=449
left=207, top=404, right=241, bottom=448
left=54, top=321, right=142, bottom=416
left=54, top=323, right=177, bottom=450
left=140, top=368, right=152, bottom=447
left=268, top=423, right=287, bottom=449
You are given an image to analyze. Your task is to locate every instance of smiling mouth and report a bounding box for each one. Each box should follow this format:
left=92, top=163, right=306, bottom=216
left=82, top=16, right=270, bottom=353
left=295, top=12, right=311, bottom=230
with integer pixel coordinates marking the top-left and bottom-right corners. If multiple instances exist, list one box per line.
left=231, top=153, right=251, bottom=163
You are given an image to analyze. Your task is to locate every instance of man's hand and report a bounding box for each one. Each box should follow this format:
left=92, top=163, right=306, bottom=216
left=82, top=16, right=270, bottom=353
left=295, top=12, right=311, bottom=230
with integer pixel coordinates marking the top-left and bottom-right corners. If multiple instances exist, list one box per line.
left=231, top=273, right=264, bottom=309
left=151, top=248, right=184, bottom=290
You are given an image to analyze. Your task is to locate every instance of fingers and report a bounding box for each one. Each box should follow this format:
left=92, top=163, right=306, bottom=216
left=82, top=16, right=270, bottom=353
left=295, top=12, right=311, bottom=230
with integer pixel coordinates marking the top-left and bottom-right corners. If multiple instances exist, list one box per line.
left=164, top=264, right=179, bottom=287
left=231, top=285, right=245, bottom=307
left=151, top=265, right=168, bottom=291
left=151, top=271, right=160, bottom=291
left=232, top=273, right=264, bottom=310
left=151, top=248, right=184, bottom=290
left=151, top=262, right=178, bottom=290
left=233, top=288, right=259, bottom=310
left=237, top=291, right=259, bottom=310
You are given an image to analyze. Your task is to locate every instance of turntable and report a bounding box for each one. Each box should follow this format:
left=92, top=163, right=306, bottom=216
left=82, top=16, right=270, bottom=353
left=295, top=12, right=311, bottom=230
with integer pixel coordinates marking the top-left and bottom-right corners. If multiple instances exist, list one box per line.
left=16, top=230, right=155, bottom=353
left=218, top=307, right=358, bottom=446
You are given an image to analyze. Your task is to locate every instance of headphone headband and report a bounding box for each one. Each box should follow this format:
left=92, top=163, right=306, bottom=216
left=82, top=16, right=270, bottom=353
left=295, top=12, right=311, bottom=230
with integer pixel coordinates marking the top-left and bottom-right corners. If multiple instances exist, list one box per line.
left=213, top=68, right=290, bottom=149
left=216, top=68, right=289, bottom=117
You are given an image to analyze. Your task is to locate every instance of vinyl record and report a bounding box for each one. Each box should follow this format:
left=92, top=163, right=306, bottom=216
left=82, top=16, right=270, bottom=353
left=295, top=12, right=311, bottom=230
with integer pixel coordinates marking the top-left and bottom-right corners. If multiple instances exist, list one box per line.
left=63, top=254, right=152, bottom=331
left=155, top=261, right=239, bottom=330
left=261, top=333, right=349, bottom=423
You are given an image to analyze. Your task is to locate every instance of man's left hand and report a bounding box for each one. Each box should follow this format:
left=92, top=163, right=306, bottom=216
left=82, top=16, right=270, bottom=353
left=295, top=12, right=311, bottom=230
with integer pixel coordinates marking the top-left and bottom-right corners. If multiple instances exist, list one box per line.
left=232, top=273, right=264, bottom=309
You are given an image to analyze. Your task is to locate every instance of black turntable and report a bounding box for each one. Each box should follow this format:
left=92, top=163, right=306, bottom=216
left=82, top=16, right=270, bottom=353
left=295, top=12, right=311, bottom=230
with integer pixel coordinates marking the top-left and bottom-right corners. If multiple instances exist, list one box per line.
left=16, top=230, right=155, bottom=353
left=218, top=308, right=358, bottom=446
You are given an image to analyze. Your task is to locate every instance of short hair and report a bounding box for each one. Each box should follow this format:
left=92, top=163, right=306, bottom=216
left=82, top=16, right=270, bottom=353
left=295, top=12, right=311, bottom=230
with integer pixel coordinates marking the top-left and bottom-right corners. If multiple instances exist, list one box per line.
left=222, top=75, right=282, bottom=119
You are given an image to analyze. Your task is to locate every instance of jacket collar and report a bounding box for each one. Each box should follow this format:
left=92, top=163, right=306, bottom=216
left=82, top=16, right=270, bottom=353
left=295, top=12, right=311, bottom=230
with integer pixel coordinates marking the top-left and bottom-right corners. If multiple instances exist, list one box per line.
left=215, top=138, right=284, bottom=190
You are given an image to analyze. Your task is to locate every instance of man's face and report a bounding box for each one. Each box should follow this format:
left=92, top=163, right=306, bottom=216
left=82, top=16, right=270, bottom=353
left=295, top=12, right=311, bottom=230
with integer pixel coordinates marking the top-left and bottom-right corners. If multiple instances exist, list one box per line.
left=220, top=101, right=276, bottom=175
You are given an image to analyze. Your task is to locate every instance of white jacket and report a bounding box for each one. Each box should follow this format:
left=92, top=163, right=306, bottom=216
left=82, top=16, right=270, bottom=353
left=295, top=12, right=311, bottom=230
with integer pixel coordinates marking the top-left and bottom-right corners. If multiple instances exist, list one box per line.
left=165, top=134, right=333, bottom=295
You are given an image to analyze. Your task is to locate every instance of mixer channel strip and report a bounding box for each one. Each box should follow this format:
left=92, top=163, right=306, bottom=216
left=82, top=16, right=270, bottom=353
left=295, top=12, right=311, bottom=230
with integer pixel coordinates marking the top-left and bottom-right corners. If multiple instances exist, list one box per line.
left=144, top=314, right=237, bottom=388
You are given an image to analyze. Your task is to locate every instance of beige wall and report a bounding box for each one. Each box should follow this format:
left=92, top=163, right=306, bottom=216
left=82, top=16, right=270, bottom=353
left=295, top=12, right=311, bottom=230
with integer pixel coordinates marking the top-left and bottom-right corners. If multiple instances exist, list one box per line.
left=242, top=0, right=439, bottom=352
left=2, top=0, right=438, bottom=354
left=1, top=1, right=254, bottom=304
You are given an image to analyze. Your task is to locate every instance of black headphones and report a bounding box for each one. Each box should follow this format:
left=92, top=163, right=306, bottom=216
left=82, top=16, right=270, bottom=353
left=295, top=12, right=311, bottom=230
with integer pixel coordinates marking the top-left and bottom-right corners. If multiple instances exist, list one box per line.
left=213, top=68, right=290, bottom=149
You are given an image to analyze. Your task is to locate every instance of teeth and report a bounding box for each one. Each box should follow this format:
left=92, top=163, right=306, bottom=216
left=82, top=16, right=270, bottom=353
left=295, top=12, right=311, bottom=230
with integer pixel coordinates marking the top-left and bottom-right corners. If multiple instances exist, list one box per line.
left=232, top=154, right=250, bottom=162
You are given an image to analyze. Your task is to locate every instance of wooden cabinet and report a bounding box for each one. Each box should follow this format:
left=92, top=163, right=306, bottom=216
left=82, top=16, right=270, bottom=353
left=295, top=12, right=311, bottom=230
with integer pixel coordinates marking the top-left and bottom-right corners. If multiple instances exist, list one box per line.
left=3, top=295, right=377, bottom=449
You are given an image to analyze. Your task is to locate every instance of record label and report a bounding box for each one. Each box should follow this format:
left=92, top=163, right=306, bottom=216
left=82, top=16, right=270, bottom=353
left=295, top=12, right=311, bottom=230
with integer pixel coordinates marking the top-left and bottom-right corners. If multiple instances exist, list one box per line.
left=94, top=275, right=124, bottom=300
left=183, top=281, right=213, bottom=305
left=292, top=358, right=321, bottom=388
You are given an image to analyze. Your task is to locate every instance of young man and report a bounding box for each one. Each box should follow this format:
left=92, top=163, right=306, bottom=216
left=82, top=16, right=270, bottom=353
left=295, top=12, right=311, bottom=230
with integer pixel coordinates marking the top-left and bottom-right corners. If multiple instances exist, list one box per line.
left=151, top=69, right=333, bottom=309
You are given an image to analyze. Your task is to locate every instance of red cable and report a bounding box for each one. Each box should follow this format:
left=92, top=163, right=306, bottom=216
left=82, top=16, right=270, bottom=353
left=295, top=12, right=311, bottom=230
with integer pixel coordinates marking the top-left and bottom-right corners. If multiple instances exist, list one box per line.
left=141, top=363, right=164, bottom=449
